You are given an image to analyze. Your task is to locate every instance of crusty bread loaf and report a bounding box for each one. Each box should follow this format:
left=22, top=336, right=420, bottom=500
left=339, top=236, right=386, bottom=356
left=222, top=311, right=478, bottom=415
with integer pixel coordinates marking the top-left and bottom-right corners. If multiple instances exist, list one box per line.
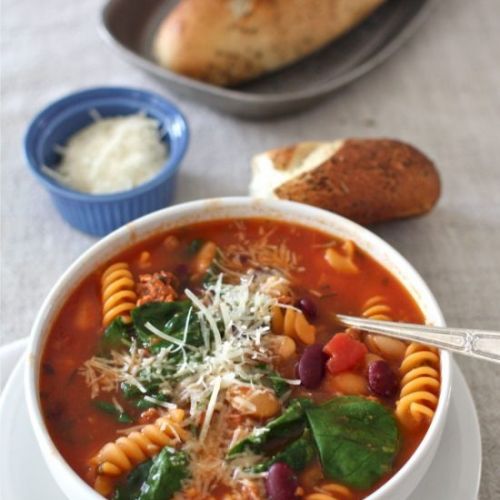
left=250, top=139, right=441, bottom=225
left=153, top=0, right=385, bottom=86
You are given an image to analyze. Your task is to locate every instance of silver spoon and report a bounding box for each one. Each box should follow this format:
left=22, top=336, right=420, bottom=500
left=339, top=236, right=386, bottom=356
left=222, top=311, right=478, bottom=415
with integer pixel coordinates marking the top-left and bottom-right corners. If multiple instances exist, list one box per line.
left=336, top=314, right=500, bottom=364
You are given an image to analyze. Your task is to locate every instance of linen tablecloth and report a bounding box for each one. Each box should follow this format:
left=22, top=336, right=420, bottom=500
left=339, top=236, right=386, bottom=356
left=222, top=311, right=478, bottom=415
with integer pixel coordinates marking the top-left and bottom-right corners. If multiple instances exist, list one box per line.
left=1, top=0, right=499, bottom=497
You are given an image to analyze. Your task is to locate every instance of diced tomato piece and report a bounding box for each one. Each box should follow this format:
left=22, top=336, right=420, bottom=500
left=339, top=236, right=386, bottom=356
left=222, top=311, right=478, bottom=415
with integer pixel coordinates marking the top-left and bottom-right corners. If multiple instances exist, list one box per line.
left=324, top=332, right=357, bottom=356
left=324, top=332, right=367, bottom=375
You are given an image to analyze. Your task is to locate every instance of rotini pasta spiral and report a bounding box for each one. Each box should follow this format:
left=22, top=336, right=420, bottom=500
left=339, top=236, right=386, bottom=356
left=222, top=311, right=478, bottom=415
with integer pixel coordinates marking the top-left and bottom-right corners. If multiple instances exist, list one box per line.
left=362, top=296, right=407, bottom=361
left=93, top=409, right=188, bottom=495
left=395, top=343, right=440, bottom=428
left=362, top=295, right=392, bottom=321
left=101, top=262, right=137, bottom=327
left=271, top=306, right=316, bottom=345
left=305, top=483, right=353, bottom=500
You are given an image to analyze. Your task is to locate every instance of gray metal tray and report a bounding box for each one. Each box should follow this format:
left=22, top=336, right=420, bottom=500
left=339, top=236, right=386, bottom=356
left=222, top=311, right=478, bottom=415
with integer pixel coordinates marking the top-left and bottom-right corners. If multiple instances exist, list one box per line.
left=100, top=0, right=435, bottom=118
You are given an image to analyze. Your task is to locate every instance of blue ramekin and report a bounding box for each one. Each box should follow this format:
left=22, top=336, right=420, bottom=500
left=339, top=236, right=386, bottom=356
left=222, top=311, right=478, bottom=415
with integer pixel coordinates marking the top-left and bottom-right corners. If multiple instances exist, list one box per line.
left=24, top=87, right=189, bottom=236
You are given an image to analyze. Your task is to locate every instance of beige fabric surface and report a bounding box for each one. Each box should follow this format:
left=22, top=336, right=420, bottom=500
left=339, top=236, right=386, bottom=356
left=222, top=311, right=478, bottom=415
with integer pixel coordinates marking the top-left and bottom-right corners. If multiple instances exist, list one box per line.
left=1, top=0, right=499, bottom=498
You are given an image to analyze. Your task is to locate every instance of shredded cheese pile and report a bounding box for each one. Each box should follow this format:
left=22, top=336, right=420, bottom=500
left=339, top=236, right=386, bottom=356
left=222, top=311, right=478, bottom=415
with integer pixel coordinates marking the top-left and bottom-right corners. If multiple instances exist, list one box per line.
left=215, top=227, right=305, bottom=280
left=43, top=112, right=168, bottom=194
left=80, top=273, right=299, bottom=495
left=179, top=404, right=265, bottom=498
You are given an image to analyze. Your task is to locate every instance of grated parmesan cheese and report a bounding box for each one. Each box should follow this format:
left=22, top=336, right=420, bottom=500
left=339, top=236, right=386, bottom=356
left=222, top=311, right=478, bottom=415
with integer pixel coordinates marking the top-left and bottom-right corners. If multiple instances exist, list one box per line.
left=198, top=376, right=221, bottom=443
left=43, top=112, right=168, bottom=194
left=80, top=272, right=300, bottom=496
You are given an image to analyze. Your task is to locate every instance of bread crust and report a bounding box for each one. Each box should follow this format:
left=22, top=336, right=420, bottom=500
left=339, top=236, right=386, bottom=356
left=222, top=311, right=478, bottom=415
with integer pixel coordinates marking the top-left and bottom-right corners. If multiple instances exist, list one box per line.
left=153, top=0, right=385, bottom=86
left=270, top=139, right=441, bottom=225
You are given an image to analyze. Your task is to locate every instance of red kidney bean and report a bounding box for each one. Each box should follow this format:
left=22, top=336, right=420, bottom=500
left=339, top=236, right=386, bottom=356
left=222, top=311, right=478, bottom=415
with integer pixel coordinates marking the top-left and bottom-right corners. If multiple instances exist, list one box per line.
left=368, top=360, right=399, bottom=398
left=174, top=264, right=189, bottom=278
left=296, top=297, right=317, bottom=321
left=265, top=462, right=298, bottom=500
left=298, top=344, right=327, bottom=389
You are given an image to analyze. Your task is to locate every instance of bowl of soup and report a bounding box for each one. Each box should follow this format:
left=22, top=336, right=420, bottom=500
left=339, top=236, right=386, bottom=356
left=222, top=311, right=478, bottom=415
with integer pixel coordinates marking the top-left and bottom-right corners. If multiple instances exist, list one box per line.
left=25, top=197, right=451, bottom=500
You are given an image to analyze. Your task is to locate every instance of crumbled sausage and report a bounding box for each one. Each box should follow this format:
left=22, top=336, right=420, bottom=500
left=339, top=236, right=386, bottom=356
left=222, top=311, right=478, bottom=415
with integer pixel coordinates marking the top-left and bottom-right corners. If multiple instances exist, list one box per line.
left=136, top=271, right=178, bottom=306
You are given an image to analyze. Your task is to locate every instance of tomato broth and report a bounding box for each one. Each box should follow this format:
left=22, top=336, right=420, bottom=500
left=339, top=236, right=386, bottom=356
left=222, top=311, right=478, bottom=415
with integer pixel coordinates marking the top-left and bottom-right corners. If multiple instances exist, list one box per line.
left=40, top=218, right=438, bottom=500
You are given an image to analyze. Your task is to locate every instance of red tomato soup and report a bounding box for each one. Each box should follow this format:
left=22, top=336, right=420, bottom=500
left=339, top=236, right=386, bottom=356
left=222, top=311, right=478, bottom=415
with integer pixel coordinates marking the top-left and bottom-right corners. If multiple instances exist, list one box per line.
left=39, top=219, right=440, bottom=499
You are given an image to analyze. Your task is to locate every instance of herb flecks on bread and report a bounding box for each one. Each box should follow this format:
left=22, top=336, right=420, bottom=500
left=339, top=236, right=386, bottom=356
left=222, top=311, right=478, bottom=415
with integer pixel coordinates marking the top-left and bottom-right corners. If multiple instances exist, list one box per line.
left=250, top=139, right=441, bottom=225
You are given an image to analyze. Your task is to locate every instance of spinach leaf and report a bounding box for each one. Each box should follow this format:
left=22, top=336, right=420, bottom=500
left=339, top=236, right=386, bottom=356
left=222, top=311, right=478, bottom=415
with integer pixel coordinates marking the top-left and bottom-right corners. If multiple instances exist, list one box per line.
left=137, top=447, right=189, bottom=500
left=187, top=238, right=204, bottom=255
left=100, top=317, right=132, bottom=355
left=113, top=448, right=189, bottom=500
left=252, top=364, right=291, bottom=398
left=251, top=429, right=316, bottom=473
left=228, top=397, right=313, bottom=456
left=134, top=394, right=167, bottom=410
left=132, top=301, right=203, bottom=351
left=121, top=382, right=142, bottom=400
left=132, top=301, right=189, bottom=338
left=119, top=301, right=206, bottom=407
left=113, top=460, right=153, bottom=500
left=93, top=400, right=133, bottom=424
left=264, top=371, right=291, bottom=398
left=120, top=381, right=174, bottom=410
left=305, top=396, right=400, bottom=490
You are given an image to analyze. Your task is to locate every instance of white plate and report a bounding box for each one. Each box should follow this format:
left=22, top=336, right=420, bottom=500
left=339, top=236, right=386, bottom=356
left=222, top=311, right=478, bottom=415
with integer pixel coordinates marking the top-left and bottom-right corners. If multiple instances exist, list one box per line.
left=0, top=342, right=481, bottom=500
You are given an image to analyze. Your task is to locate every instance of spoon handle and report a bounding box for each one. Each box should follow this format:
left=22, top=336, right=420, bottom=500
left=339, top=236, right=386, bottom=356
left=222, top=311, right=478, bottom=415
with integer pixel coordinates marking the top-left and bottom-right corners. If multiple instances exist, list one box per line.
left=336, top=314, right=500, bottom=364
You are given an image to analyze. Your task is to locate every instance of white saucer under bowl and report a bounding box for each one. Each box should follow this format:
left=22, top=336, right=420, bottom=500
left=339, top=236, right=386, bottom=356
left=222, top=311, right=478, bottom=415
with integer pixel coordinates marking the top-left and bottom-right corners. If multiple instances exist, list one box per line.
left=0, top=343, right=481, bottom=500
